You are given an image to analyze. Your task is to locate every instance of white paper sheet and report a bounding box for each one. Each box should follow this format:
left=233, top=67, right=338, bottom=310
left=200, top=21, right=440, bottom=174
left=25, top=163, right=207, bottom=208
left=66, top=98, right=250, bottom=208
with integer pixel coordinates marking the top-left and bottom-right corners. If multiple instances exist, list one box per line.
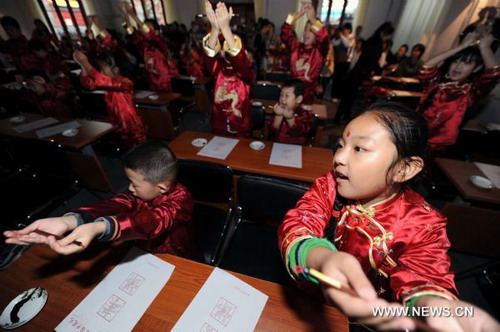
left=197, top=136, right=239, bottom=160
left=55, top=247, right=174, bottom=332
left=172, top=268, right=268, bottom=332
left=135, top=90, right=155, bottom=99
left=35, top=121, right=81, bottom=139
left=474, top=162, right=500, bottom=189
left=12, top=117, right=59, bottom=133
left=269, top=142, right=302, bottom=168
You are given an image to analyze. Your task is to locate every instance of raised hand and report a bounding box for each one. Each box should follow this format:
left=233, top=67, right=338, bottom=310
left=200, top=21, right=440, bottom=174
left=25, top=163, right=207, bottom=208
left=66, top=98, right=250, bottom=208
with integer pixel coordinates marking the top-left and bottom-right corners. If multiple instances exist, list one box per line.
left=479, top=32, right=494, bottom=49
left=215, top=2, right=233, bottom=32
left=283, top=108, right=295, bottom=120
left=305, top=3, right=316, bottom=22
left=273, top=103, right=286, bottom=116
left=3, top=216, right=77, bottom=246
left=73, top=50, right=88, bottom=65
left=460, top=32, right=480, bottom=48
left=205, top=1, right=219, bottom=32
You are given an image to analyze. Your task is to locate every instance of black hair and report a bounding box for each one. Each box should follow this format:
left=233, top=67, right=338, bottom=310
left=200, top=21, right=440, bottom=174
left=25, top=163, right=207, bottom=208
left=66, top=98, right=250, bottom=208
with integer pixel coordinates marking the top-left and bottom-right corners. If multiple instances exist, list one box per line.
left=400, top=44, right=409, bottom=51
left=360, top=102, right=428, bottom=189
left=33, top=19, right=50, bottom=34
left=283, top=78, right=305, bottom=97
left=446, top=46, right=483, bottom=70
left=1, top=16, right=20, bottom=30
left=145, top=19, right=160, bottom=32
left=372, top=21, right=394, bottom=39
left=343, top=23, right=353, bottom=31
left=95, top=51, right=116, bottom=69
left=122, top=140, right=178, bottom=184
left=412, top=43, right=426, bottom=57
left=28, top=39, right=46, bottom=52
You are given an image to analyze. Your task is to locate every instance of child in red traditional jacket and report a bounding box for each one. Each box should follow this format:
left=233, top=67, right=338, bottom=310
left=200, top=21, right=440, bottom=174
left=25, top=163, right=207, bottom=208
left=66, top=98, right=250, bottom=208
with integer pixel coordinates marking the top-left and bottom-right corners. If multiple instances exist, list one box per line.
left=74, top=50, right=146, bottom=148
left=203, top=1, right=256, bottom=137
left=268, top=79, right=312, bottom=145
left=417, top=32, right=499, bottom=155
left=121, top=2, right=176, bottom=92
left=280, top=2, right=329, bottom=104
left=278, top=102, right=500, bottom=331
left=4, top=140, right=199, bottom=260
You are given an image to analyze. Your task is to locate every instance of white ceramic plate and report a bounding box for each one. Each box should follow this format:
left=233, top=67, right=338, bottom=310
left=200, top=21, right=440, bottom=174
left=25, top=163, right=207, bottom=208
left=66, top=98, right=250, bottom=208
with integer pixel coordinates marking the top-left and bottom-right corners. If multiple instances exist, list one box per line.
left=9, top=116, right=26, bottom=123
left=148, top=94, right=159, bottom=100
left=191, top=138, right=208, bottom=147
left=252, top=101, right=263, bottom=107
left=62, top=128, right=79, bottom=137
left=469, top=175, right=494, bottom=189
left=0, top=287, right=48, bottom=330
left=249, top=141, right=265, bottom=150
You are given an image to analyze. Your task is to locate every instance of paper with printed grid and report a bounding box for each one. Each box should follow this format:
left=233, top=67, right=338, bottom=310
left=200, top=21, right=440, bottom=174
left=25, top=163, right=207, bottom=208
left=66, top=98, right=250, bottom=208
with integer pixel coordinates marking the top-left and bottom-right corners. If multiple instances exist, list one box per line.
left=197, top=136, right=239, bottom=160
left=269, top=142, right=302, bottom=168
left=55, top=247, right=174, bottom=332
left=172, top=268, right=268, bottom=332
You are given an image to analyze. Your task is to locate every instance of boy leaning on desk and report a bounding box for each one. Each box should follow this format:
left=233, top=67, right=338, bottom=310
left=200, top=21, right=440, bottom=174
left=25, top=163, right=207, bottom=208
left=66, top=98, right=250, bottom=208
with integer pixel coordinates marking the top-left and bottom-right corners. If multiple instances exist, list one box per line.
left=4, top=140, right=200, bottom=260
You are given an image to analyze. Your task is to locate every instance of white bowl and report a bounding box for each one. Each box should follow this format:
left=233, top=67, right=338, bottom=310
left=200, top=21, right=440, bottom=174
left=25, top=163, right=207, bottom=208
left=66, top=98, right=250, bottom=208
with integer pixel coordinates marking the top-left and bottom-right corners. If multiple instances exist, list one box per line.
left=0, top=287, right=48, bottom=330
left=62, top=128, right=79, bottom=137
left=249, top=141, right=265, bottom=150
left=252, top=101, right=263, bottom=107
left=469, top=175, right=493, bottom=189
left=191, top=138, right=208, bottom=147
left=148, top=94, right=159, bottom=100
left=9, top=115, right=26, bottom=123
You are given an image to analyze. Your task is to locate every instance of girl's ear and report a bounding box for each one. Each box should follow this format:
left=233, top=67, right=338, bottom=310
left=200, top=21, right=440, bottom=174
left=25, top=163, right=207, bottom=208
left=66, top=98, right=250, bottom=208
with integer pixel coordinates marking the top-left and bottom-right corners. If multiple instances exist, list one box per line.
left=391, top=157, right=424, bottom=184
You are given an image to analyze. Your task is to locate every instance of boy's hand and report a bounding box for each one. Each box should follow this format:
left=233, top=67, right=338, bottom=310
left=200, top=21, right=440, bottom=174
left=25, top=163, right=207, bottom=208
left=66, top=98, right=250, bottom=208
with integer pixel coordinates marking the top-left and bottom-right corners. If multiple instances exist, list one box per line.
left=479, top=32, right=494, bottom=49
left=205, top=1, right=219, bottom=32
left=460, top=32, right=480, bottom=48
left=46, top=222, right=106, bottom=255
left=3, top=216, right=78, bottom=246
left=283, top=108, right=295, bottom=120
left=215, top=2, right=233, bottom=32
left=273, top=103, right=286, bottom=116
left=298, top=1, right=310, bottom=17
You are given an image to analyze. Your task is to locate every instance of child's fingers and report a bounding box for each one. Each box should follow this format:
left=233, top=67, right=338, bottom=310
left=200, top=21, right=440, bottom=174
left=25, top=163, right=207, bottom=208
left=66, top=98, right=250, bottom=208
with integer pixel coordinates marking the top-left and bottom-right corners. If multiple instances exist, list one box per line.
left=338, top=258, right=378, bottom=300
left=47, top=237, right=83, bottom=255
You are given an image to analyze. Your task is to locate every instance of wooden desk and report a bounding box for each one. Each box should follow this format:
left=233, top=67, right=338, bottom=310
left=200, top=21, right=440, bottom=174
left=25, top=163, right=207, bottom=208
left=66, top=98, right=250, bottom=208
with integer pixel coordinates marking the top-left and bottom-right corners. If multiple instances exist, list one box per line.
left=0, top=244, right=348, bottom=332
left=252, top=99, right=328, bottom=120
left=135, top=91, right=182, bottom=111
left=0, top=113, right=115, bottom=192
left=435, top=158, right=500, bottom=205
left=462, top=119, right=500, bottom=133
left=170, top=131, right=333, bottom=183
left=372, top=75, right=420, bottom=84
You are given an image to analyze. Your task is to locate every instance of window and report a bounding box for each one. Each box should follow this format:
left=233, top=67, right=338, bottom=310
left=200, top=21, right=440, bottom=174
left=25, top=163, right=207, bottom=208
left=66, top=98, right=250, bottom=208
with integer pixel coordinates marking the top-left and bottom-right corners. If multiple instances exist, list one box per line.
left=37, top=0, right=88, bottom=39
left=319, top=0, right=359, bottom=25
left=130, top=0, right=166, bottom=25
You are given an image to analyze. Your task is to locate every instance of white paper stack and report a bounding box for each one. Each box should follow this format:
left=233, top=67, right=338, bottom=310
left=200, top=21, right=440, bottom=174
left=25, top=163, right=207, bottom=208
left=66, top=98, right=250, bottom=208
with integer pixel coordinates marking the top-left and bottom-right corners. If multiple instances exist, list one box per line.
left=197, top=136, right=239, bottom=160
left=135, top=90, right=155, bottom=99
left=55, top=247, right=175, bottom=332
left=35, top=121, right=81, bottom=139
left=474, top=162, right=500, bottom=189
left=172, top=268, right=268, bottom=332
left=269, top=142, right=302, bottom=168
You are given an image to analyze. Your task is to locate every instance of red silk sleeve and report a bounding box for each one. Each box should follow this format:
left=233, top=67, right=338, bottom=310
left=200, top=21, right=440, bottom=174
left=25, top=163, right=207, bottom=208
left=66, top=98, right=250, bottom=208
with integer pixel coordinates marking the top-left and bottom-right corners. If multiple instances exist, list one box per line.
left=281, top=22, right=300, bottom=53
left=228, top=43, right=256, bottom=84
left=73, top=193, right=135, bottom=219
left=203, top=52, right=222, bottom=77
left=81, top=68, right=134, bottom=91
left=390, top=211, right=457, bottom=302
left=278, top=172, right=336, bottom=258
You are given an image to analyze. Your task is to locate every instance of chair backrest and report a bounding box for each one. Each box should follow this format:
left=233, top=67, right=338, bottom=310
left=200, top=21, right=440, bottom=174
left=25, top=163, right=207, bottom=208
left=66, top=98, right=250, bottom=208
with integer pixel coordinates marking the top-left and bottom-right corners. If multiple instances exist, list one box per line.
left=78, top=91, right=108, bottom=119
left=171, top=76, right=195, bottom=97
left=251, top=105, right=265, bottom=130
left=237, top=175, right=308, bottom=224
left=177, top=159, right=233, bottom=205
left=265, top=72, right=290, bottom=83
left=137, top=107, right=176, bottom=140
left=307, top=113, right=320, bottom=146
left=251, top=83, right=281, bottom=101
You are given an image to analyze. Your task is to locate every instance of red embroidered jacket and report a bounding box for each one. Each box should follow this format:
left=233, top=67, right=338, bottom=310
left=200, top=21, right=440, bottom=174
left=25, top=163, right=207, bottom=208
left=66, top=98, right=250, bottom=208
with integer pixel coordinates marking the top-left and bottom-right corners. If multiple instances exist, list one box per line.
left=278, top=172, right=458, bottom=304
left=72, top=182, right=198, bottom=259
left=80, top=68, right=146, bottom=148
left=417, top=65, right=500, bottom=152
left=203, top=34, right=256, bottom=137
left=281, top=15, right=329, bottom=103
left=268, top=105, right=312, bottom=145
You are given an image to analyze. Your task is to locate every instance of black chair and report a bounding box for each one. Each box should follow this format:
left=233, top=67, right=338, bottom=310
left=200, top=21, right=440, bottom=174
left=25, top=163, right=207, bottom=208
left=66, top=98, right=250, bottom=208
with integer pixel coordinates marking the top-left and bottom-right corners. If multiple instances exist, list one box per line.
left=265, top=72, right=290, bottom=83
left=218, top=175, right=309, bottom=284
left=176, top=159, right=234, bottom=265
left=251, top=104, right=265, bottom=138
left=307, top=113, right=320, bottom=146
left=251, top=83, right=281, bottom=101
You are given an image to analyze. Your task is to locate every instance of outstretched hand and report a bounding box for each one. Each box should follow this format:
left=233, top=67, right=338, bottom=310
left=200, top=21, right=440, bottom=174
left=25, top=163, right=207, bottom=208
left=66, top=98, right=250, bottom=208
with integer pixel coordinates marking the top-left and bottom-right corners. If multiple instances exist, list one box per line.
left=205, top=1, right=219, bottom=32
left=3, top=216, right=77, bottom=246
left=46, top=222, right=105, bottom=255
left=215, top=2, right=233, bottom=32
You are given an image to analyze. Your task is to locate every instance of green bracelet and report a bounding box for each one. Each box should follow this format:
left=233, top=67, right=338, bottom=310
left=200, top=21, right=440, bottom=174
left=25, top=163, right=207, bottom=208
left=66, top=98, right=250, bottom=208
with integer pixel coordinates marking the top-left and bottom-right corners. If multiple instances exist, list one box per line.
left=288, top=237, right=336, bottom=284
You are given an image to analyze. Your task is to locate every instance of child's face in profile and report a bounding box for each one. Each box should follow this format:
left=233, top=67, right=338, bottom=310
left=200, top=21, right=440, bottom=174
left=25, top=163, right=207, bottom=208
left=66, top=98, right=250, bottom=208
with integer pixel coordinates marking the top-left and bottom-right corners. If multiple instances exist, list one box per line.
left=125, top=168, right=165, bottom=201
left=279, top=87, right=302, bottom=110
left=333, top=113, right=398, bottom=206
